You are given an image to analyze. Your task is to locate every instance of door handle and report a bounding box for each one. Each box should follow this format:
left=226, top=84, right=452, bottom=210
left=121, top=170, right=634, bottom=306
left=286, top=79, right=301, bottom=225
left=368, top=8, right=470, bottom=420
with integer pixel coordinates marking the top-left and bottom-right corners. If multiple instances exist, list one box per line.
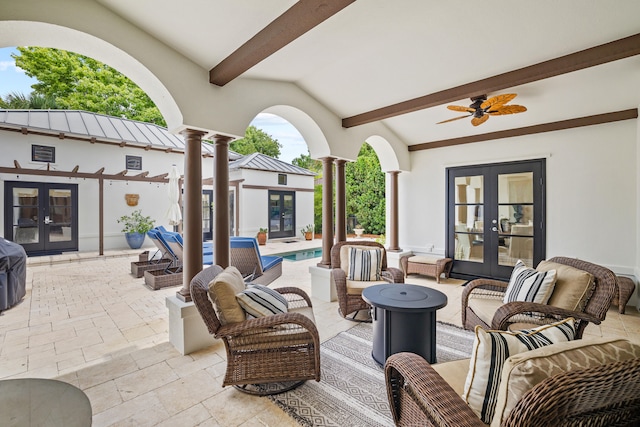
left=491, top=226, right=498, bottom=232
left=44, top=216, right=53, bottom=224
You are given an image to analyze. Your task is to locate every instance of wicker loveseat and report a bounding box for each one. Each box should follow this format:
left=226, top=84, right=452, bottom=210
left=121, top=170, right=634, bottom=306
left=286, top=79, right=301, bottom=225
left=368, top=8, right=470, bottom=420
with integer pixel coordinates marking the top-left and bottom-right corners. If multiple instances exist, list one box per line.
left=330, top=241, right=404, bottom=321
left=385, top=336, right=640, bottom=426
left=461, top=257, right=617, bottom=339
left=190, top=264, right=320, bottom=395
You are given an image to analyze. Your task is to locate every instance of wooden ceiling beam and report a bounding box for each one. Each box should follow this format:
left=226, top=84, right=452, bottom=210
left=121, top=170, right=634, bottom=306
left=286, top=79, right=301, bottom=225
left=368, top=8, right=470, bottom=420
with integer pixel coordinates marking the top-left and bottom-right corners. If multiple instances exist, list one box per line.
left=409, top=109, right=638, bottom=151
left=209, top=0, right=356, bottom=86
left=343, top=32, right=640, bottom=128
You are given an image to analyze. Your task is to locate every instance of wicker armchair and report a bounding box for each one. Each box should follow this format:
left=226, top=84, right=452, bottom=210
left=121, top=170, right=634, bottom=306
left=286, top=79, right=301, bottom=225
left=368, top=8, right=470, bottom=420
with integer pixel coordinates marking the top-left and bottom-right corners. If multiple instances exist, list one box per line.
left=330, top=241, right=404, bottom=321
left=190, top=264, right=320, bottom=395
left=461, top=257, right=617, bottom=339
left=385, top=349, right=640, bottom=427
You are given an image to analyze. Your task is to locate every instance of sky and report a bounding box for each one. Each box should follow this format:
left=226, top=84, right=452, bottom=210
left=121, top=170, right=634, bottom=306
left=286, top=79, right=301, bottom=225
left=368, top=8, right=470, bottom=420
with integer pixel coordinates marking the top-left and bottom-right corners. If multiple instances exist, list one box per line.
left=0, top=47, right=309, bottom=163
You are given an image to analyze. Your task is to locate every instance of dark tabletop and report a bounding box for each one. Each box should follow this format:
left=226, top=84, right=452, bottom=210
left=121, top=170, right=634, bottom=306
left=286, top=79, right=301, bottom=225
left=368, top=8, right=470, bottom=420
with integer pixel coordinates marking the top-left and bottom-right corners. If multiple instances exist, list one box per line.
left=362, top=283, right=447, bottom=313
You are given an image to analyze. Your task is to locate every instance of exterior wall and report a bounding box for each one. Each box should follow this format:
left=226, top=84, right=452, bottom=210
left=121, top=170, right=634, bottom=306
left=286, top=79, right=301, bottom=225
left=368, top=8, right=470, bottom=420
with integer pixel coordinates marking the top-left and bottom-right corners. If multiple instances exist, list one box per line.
left=398, top=119, right=638, bottom=275
left=235, top=169, right=314, bottom=239
left=0, top=130, right=215, bottom=251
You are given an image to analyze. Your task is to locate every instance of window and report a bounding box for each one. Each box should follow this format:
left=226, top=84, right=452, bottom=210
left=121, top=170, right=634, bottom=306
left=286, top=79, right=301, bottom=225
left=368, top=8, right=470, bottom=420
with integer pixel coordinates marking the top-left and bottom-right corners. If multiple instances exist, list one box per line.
left=278, top=174, right=287, bottom=185
left=32, top=145, right=55, bottom=163
left=126, top=155, right=142, bottom=170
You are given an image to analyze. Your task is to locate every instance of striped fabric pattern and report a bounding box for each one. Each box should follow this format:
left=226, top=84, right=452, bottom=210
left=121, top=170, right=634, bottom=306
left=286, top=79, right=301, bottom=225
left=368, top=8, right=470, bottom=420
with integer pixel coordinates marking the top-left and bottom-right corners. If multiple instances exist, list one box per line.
left=347, top=247, right=382, bottom=281
left=462, top=318, right=575, bottom=424
left=236, top=284, right=288, bottom=318
left=503, top=260, right=556, bottom=304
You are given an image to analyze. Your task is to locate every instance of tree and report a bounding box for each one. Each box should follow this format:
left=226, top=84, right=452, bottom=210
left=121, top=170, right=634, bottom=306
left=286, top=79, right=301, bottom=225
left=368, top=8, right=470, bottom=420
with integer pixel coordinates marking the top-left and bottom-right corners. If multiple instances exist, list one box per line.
left=0, top=91, right=58, bottom=109
left=345, top=143, right=386, bottom=235
left=230, top=125, right=282, bottom=158
left=292, top=152, right=322, bottom=173
left=12, top=47, right=165, bottom=125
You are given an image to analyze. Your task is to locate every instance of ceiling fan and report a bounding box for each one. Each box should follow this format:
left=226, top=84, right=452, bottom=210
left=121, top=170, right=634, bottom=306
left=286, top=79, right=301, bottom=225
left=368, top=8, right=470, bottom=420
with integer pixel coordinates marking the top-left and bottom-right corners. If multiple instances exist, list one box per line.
left=437, top=93, right=527, bottom=126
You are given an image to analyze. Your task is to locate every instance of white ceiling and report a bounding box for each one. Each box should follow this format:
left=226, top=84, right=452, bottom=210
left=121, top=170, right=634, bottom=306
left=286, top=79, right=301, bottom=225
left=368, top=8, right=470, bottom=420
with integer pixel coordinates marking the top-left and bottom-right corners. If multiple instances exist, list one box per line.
left=96, top=0, right=640, bottom=147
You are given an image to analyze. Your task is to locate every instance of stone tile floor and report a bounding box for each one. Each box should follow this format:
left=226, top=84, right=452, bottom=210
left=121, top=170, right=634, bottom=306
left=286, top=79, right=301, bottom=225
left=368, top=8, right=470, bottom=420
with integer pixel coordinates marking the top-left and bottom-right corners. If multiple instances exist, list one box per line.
left=1, top=239, right=639, bottom=426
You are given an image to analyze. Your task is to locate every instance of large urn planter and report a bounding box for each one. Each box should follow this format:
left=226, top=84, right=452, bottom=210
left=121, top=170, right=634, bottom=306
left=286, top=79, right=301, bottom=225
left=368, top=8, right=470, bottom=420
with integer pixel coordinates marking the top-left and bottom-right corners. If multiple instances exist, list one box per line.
left=125, top=232, right=146, bottom=249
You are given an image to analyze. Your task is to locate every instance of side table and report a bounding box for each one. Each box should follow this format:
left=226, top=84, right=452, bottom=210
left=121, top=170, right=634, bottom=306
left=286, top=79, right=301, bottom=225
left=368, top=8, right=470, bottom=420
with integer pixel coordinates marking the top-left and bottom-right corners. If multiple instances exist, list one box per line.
left=362, top=283, right=447, bottom=365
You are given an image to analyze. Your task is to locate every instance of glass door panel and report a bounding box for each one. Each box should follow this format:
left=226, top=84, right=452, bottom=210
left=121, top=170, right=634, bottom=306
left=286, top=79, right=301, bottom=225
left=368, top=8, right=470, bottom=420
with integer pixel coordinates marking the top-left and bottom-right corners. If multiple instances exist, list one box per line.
left=202, top=190, right=212, bottom=241
left=12, top=187, right=40, bottom=244
left=48, top=188, right=72, bottom=242
left=269, top=191, right=296, bottom=238
left=453, top=175, right=484, bottom=263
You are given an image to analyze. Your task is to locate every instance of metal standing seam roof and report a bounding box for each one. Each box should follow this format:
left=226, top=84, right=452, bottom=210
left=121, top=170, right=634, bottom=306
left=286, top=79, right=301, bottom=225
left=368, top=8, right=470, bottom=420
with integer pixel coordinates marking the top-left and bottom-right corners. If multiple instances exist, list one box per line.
left=0, top=109, right=242, bottom=159
left=229, top=152, right=316, bottom=176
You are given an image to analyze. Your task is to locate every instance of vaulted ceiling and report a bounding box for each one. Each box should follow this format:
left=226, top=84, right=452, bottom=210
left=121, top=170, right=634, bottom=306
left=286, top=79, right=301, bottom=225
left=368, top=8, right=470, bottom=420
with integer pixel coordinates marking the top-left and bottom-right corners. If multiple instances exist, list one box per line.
left=96, top=0, right=640, bottom=148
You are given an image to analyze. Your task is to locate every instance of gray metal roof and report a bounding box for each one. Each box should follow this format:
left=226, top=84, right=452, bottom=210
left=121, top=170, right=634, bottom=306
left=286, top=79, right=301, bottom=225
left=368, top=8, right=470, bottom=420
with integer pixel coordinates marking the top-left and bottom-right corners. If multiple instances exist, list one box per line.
left=0, top=109, right=242, bottom=159
left=229, top=152, right=316, bottom=176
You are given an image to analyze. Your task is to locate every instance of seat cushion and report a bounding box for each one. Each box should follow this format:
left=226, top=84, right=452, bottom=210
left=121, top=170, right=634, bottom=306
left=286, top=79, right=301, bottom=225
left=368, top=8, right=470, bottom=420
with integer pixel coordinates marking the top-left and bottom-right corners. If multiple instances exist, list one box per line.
left=491, top=337, right=640, bottom=427
left=503, top=260, right=556, bottom=305
left=236, top=284, right=288, bottom=318
left=408, top=255, right=441, bottom=265
left=467, top=293, right=505, bottom=326
left=432, top=358, right=471, bottom=396
left=208, top=266, right=246, bottom=325
left=347, top=247, right=382, bottom=281
left=462, top=317, right=576, bottom=424
left=536, top=260, right=595, bottom=312
left=260, top=255, right=283, bottom=272
left=346, top=279, right=389, bottom=296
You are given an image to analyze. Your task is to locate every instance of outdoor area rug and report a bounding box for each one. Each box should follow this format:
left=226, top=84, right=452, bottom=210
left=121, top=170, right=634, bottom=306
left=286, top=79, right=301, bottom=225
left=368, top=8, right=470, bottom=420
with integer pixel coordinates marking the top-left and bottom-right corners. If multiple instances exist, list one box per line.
left=267, top=321, right=475, bottom=427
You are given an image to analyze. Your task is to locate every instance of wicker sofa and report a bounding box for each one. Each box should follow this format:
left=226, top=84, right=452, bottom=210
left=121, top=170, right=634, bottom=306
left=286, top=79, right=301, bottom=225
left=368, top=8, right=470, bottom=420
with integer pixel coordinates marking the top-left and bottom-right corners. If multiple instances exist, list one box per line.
left=385, top=337, right=640, bottom=426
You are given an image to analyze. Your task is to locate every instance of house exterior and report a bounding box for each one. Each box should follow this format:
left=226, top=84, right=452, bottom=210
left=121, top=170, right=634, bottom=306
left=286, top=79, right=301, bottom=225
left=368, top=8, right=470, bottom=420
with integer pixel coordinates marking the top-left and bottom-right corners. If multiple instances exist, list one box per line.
left=0, top=110, right=314, bottom=256
left=228, top=152, right=316, bottom=240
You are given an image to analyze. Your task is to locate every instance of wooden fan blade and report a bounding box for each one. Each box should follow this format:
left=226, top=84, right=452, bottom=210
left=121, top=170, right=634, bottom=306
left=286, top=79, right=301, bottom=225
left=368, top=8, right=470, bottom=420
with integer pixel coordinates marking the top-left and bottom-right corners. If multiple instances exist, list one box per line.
left=487, top=105, right=527, bottom=115
left=480, top=93, right=517, bottom=110
left=471, top=114, right=490, bottom=126
left=436, top=115, right=471, bottom=124
left=447, top=105, right=475, bottom=113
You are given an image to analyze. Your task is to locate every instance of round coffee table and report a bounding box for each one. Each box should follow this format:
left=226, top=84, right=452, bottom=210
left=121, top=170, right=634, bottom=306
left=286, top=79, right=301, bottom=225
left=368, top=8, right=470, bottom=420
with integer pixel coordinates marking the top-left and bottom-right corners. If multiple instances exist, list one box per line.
left=362, top=283, right=447, bottom=365
left=0, top=378, right=92, bottom=426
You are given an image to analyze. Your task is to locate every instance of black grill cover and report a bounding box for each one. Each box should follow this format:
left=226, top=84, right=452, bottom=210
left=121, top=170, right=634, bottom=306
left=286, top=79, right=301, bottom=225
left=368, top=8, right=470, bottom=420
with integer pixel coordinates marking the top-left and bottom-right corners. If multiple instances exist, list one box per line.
left=0, top=237, right=27, bottom=311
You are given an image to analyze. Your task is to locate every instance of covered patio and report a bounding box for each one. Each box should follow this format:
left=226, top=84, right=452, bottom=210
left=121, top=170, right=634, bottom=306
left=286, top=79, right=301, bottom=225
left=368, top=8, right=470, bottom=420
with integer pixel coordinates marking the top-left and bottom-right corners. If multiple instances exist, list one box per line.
left=1, top=247, right=638, bottom=426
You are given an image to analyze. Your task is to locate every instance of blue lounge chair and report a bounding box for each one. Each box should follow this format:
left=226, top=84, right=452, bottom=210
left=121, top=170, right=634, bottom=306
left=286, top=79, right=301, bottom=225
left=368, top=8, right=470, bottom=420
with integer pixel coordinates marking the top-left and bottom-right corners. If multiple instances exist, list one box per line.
left=162, top=232, right=214, bottom=266
left=147, top=228, right=182, bottom=272
left=229, top=237, right=283, bottom=285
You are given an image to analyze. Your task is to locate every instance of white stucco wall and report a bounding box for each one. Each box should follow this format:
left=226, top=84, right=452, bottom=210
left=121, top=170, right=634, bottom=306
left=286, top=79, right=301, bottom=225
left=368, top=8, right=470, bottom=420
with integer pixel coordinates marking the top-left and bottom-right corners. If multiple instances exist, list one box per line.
left=398, top=119, right=638, bottom=275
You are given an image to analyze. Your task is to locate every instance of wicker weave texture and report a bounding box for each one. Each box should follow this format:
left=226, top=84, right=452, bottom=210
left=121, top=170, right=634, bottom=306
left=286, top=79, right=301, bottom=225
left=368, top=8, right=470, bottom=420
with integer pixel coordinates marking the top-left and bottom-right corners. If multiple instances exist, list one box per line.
left=400, top=255, right=453, bottom=283
left=190, top=265, right=320, bottom=390
left=461, top=257, right=618, bottom=338
left=330, top=241, right=404, bottom=320
left=385, top=351, right=640, bottom=427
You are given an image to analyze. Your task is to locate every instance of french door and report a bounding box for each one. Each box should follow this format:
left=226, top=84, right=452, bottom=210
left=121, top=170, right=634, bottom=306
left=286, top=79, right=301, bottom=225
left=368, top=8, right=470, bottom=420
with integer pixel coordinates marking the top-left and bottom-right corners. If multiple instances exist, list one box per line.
left=446, top=159, right=546, bottom=280
left=4, top=181, right=78, bottom=256
left=268, top=190, right=295, bottom=238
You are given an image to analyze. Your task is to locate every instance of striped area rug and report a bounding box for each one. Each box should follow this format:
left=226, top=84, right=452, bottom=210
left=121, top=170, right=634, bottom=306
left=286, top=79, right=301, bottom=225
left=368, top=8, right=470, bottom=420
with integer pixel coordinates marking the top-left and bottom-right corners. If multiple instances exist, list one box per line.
left=268, top=321, right=475, bottom=427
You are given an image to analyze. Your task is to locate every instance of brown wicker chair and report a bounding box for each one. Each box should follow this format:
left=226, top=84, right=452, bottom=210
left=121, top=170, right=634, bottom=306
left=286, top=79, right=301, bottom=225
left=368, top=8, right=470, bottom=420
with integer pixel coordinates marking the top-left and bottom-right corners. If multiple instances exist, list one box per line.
left=330, top=241, right=404, bottom=321
left=190, top=264, right=320, bottom=395
left=461, top=256, right=617, bottom=339
left=385, top=349, right=640, bottom=427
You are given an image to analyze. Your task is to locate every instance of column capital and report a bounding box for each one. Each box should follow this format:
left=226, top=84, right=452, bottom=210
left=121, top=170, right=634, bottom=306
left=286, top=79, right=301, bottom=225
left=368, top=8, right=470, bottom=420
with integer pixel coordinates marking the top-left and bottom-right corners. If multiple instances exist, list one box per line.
left=387, top=170, right=401, bottom=176
left=320, top=156, right=336, bottom=162
left=179, top=128, right=208, bottom=138
left=334, top=158, right=347, bottom=166
left=212, top=134, right=234, bottom=144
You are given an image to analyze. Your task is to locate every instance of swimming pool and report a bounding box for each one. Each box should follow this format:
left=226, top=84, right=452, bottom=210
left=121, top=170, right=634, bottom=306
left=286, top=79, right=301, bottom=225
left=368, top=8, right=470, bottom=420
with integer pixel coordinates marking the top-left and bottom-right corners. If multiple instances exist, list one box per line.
left=276, top=248, right=323, bottom=261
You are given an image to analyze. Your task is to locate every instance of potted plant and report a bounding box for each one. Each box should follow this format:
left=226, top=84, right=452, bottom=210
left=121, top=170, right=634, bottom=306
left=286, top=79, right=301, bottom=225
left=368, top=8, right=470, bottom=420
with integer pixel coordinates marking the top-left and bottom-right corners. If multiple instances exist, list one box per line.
left=118, top=209, right=155, bottom=249
left=354, top=224, right=364, bottom=238
left=256, top=227, right=268, bottom=245
left=300, top=224, right=314, bottom=240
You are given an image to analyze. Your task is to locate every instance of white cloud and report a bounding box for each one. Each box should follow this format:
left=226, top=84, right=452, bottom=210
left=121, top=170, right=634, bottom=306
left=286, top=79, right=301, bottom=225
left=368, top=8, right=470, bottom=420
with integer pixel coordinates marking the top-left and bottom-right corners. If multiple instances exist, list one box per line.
left=0, top=60, right=25, bottom=73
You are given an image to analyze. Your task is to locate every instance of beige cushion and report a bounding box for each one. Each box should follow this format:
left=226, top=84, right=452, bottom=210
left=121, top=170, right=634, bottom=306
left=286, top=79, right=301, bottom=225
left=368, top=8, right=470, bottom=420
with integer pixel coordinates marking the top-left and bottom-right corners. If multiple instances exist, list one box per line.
left=408, top=255, right=441, bottom=265
left=340, top=245, right=384, bottom=275
left=503, top=260, right=556, bottom=305
left=432, top=358, right=471, bottom=396
left=537, top=260, right=595, bottom=311
left=346, top=279, right=389, bottom=295
left=467, top=295, right=504, bottom=325
left=462, top=318, right=576, bottom=424
left=208, top=266, right=246, bottom=325
left=347, top=247, right=383, bottom=281
left=491, top=337, right=640, bottom=426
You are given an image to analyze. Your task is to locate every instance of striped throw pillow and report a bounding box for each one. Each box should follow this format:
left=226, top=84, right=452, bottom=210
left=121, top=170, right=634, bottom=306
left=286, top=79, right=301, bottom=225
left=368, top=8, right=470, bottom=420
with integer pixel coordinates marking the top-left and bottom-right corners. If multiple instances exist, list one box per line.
left=347, top=247, right=382, bottom=281
left=462, top=317, right=575, bottom=424
left=503, top=260, right=556, bottom=304
left=236, top=284, right=288, bottom=318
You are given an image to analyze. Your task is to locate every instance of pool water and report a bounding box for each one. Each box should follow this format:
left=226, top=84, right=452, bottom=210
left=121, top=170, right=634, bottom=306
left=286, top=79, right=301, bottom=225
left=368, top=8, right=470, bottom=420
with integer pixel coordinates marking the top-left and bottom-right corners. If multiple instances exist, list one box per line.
left=277, top=248, right=323, bottom=261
